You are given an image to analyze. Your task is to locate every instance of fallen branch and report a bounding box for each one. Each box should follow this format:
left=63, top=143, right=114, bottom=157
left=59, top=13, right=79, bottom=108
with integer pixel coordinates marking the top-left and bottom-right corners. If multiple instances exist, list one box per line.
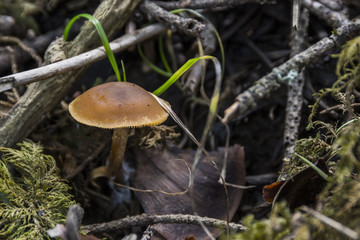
left=81, top=213, right=246, bottom=235
left=223, top=16, right=360, bottom=122
left=0, top=24, right=166, bottom=93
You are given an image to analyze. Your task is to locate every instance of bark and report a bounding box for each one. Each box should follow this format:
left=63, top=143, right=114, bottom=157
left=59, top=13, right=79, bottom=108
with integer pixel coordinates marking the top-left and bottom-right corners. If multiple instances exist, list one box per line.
left=81, top=213, right=246, bottom=235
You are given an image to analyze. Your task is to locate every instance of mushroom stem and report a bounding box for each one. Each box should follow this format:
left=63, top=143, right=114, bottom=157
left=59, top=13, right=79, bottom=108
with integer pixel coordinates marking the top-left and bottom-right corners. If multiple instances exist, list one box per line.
left=109, top=128, right=129, bottom=179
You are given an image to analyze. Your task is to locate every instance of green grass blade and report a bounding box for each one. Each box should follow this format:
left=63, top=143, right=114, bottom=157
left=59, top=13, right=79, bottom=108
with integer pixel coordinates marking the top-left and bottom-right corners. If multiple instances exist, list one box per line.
left=137, top=44, right=172, bottom=77
left=158, top=35, right=173, bottom=74
left=335, top=118, right=358, bottom=134
left=198, top=57, right=222, bottom=147
left=294, top=153, right=330, bottom=181
left=63, top=13, right=122, bottom=82
left=153, top=56, right=215, bottom=96
left=121, top=60, right=127, bottom=82
left=171, top=9, right=225, bottom=77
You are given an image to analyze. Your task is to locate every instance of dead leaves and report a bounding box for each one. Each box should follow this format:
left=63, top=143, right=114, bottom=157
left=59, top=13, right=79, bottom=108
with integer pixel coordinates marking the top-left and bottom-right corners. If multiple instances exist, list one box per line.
left=131, top=144, right=245, bottom=239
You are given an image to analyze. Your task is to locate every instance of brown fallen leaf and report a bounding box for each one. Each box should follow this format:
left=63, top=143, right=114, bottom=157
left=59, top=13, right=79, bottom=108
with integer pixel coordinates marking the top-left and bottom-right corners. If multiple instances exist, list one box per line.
left=262, top=159, right=329, bottom=210
left=131, top=144, right=245, bottom=240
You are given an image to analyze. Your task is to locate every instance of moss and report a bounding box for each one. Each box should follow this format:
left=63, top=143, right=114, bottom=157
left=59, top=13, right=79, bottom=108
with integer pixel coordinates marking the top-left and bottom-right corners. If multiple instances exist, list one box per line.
left=225, top=202, right=292, bottom=240
left=0, top=140, right=75, bottom=239
left=308, top=37, right=360, bottom=130
left=313, top=179, right=360, bottom=239
left=279, top=135, right=332, bottom=180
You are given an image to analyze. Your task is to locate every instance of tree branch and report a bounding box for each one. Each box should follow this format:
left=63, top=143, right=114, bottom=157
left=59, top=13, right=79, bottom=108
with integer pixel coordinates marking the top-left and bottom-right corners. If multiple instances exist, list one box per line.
left=81, top=214, right=246, bottom=235
left=140, top=0, right=205, bottom=37
left=223, top=16, right=360, bottom=123
left=0, top=24, right=166, bottom=93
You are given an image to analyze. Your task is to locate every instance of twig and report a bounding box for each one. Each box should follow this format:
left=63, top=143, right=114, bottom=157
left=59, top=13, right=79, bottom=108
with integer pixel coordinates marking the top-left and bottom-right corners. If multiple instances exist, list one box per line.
left=300, top=206, right=360, bottom=240
left=292, top=0, right=301, bottom=30
left=0, top=24, right=166, bottom=93
left=152, top=0, right=271, bottom=10
left=238, top=31, right=273, bottom=70
left=140, top=0, right=205, bottom=37
left=283, top=9, right=309, bottom=160
left=302, top=0, right=349, bottom=28
left=65, top=140, right=109, bottom=180
left=319, top=103, right=360, bottom=114
left=0, top=36, right=43, bottom=67
left=0, top=27, right=63, bottom=75
left=223, top=16, right=360, bottom=122
left=81, top=214, right=246, bottom=235
left=6, top=46, right=18, bottom=74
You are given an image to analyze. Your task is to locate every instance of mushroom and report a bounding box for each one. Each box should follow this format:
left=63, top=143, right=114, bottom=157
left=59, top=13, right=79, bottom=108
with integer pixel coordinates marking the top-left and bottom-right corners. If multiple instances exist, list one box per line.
left=68, top=82, right=169, bottom=179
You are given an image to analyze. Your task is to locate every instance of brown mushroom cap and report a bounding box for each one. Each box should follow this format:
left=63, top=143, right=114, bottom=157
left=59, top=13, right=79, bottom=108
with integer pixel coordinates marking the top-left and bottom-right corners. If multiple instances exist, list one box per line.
left=69, top=82, right=169, bottom=129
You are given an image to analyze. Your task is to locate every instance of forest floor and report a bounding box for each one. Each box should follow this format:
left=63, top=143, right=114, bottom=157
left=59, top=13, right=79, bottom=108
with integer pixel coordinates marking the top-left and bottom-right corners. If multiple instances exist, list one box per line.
left=1, top=0, right=360, bottom=239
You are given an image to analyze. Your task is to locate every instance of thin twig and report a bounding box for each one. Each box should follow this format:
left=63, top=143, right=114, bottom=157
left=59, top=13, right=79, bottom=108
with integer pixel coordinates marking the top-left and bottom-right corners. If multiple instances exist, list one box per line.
left=238, top=31, right=273, bottom=70
left=81, top=214, right=246, bottom=235
left=0, top=27, right=63, bottom=75
left=223, top=16, right=360, bottom=122
left=65, top=140, right=109, bottom=180
left=0, top=24, right=167, bottom=93
left=292, top=0, right=301, bottom=30
left=319, top=103, right=360, bottom=114
left=0, top=36, right=43, bottom=67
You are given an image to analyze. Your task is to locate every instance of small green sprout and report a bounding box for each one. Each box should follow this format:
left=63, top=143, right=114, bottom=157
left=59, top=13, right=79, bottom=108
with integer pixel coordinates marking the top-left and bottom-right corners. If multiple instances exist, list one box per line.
left=64, top=13, right=122, bottom=82
left=137, top=44, right=172, bottom=77
left=335, top=118, right=358, bottom=134
left=294, top=153, right=330, bottom=181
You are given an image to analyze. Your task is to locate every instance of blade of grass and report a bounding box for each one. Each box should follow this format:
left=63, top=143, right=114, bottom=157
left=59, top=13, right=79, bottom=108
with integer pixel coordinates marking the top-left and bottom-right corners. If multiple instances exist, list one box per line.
left=121, top=60, right=127, bottom=82
left=137, top=44, right=172, bottom=77
left=159, top=35, right=173, bottom=74
left=150, top=91, right=229, bottom=237
left=153, top=56, right=215, bottom=96
left=152, top=55, right=228, bottom=238
left=335, top=118, right=358, bottom=134
left=63, top=13, right=122, bottom=82
left=294, top=153, right=330, bottom=181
